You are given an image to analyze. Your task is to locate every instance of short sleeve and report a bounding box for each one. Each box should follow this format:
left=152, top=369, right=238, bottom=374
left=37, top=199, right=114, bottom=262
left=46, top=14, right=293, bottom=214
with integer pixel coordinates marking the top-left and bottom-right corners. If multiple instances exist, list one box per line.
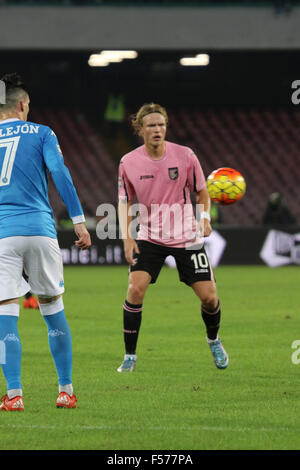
left=118, top=159, right=135, bottom=201
left=186, top=150, right=206, bottom=193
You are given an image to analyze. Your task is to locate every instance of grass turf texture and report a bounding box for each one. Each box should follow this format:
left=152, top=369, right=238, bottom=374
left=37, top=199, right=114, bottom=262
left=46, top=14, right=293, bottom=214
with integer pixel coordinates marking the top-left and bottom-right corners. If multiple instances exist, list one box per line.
left=0, top=265, right=300, bottom=450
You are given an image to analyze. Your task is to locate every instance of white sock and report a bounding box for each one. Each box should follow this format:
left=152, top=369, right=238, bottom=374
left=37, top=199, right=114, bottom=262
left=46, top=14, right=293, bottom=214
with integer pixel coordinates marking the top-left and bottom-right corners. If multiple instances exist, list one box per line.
left=59, top=384, right=73, bottom=396
left=207, top=336, right=219, bottom=343
left=8, top=388, right=22, bottom=399
left=125, top=354, right=137, bottom=360
left=39, top=297, right=64, bottom=316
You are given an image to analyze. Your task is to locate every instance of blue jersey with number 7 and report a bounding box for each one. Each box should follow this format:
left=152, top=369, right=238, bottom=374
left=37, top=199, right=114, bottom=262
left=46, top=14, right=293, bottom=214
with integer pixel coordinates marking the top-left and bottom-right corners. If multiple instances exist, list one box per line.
left=0, top=118, right=84, bottom=239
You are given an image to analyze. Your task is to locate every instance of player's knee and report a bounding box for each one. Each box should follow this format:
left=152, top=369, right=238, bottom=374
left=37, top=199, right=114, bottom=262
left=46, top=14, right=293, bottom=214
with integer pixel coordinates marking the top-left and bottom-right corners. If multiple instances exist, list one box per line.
left=127, top=282, right=147, bottom=304
left=0, top=298, right=19, bottom=306
left=201, top=294, right=219, bottom=312
left=38, top=294, right=62, bottom=304
left=193, top=283, right=218, bottom=310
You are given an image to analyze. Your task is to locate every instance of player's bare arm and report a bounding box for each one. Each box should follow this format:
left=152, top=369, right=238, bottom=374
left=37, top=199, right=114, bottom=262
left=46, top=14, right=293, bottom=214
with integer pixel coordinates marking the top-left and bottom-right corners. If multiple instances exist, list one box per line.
left=74, top=223, right=91, bottom=250
left=195, top=188, right=212, bottom=237
left=118, top=199, right=140, bottom=265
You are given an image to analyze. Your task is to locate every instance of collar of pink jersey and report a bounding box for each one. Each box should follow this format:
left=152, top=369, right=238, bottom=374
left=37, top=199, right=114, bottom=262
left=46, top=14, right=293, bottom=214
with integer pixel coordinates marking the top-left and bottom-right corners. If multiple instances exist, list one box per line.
left=142, top=141, right=168, bottom=162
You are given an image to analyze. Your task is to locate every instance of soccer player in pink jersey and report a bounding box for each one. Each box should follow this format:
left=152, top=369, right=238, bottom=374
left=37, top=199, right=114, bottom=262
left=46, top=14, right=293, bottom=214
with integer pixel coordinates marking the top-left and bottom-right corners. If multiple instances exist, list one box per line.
left=117, top=103, right=228, bottom=372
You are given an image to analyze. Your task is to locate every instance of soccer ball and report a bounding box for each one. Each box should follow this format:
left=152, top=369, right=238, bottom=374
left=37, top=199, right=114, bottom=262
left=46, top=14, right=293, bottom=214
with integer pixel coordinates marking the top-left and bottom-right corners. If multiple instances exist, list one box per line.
left=206, top=167, right=246, bottom=205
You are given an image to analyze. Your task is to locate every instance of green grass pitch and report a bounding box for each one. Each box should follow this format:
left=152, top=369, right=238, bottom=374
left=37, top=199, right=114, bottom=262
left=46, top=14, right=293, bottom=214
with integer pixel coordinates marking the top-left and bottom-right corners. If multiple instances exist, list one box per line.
left=0, top=265, right=300, bottom=450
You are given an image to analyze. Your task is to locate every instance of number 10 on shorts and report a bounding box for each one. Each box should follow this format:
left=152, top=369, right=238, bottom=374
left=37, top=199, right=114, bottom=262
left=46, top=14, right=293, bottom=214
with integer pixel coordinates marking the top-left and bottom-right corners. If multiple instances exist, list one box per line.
left=191, top=253, right=209, bottom=270
left=0, top=340, right=6, bottom=365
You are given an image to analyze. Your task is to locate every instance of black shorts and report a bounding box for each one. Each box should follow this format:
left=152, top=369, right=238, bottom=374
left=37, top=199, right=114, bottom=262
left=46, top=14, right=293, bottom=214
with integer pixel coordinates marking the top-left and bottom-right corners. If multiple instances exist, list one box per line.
left=130, top=240, right=214, bottom=286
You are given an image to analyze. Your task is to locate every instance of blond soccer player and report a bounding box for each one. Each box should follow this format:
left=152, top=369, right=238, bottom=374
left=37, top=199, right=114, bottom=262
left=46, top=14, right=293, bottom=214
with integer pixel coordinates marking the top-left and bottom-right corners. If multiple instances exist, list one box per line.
left=117, top=103, right=228, bottom=372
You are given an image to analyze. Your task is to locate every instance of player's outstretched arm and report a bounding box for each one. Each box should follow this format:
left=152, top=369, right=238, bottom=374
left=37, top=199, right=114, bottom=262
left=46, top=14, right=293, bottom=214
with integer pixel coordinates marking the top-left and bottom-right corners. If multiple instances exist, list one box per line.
left=74, top=223, right=92, bottom=250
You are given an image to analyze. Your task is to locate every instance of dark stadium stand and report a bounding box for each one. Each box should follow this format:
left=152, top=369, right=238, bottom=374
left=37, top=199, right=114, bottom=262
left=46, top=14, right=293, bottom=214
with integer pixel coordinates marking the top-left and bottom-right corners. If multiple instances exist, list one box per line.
left=166, top=107, right=300, bottom=225
left=29, top=108, right=118, bottom=220
left=29, top=107, right=300, bottom=226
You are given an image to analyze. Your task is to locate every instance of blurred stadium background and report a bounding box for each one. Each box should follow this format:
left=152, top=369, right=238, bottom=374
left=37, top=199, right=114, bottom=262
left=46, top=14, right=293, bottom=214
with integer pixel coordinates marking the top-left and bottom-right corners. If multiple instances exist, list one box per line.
left=2, top=2, right=300, bottom=452
left=1, top=0, right=300, bottom=267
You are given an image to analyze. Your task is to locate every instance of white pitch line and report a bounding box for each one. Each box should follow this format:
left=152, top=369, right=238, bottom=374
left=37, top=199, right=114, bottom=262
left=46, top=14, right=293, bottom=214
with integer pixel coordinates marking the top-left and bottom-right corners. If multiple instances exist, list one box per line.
left=0, top=423, right=297, bottom=433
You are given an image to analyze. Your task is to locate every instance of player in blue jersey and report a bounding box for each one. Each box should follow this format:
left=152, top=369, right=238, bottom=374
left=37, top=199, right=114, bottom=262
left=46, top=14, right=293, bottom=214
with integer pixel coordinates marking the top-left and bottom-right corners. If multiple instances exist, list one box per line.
left=0, top=73, right=91, bottom=411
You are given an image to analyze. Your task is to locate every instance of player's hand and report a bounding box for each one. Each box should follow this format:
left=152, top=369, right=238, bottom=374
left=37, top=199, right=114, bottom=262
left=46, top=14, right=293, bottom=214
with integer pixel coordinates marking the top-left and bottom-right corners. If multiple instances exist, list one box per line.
left=197, top=218, right=212, bottom=237
left=123, top=238, right=140, bottom=266
left=203, top=219, right=212, bottom=237
left=74, top=223, right=92, bottom=250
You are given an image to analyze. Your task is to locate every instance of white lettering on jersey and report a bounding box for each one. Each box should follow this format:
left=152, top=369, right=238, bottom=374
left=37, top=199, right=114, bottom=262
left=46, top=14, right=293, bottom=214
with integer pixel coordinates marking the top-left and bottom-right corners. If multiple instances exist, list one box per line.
left=0, top=124, right=39, bottom=137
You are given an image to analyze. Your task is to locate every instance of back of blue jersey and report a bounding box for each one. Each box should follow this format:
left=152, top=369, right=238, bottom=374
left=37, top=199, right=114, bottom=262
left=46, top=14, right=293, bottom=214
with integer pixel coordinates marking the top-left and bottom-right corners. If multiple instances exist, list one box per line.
left=0, top=118, right=84, bottom=239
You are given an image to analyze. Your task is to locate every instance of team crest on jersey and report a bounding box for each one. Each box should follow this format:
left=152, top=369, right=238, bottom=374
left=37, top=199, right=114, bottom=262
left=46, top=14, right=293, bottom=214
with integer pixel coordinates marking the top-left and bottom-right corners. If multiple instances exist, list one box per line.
left=168, top=167, right=179, bottom=180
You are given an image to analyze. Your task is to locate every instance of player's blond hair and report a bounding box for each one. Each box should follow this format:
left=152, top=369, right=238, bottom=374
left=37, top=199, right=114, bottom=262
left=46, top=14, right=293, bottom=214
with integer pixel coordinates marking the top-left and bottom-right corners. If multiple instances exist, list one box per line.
left=131, top=103, right=168, bottom=134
